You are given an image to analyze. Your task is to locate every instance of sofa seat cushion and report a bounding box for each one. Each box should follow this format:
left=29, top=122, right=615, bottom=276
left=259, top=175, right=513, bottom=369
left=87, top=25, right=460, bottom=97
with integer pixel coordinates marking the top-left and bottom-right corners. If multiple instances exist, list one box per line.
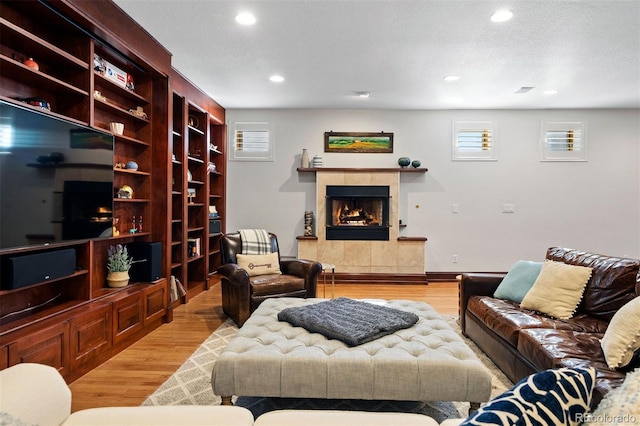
left=556, top=358, right=628, bottom=407
left=467, top=296, right=608, bottom=346
left=251, top=274, right=305, bottom=296
left=516, top=328, right=628, bottom=406
left=517, top=329, right=605, bottom=371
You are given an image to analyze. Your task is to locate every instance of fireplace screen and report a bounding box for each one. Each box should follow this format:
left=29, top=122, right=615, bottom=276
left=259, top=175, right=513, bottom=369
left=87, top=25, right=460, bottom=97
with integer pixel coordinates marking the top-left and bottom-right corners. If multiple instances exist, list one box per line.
left=326, top=185, right=389, bottom=241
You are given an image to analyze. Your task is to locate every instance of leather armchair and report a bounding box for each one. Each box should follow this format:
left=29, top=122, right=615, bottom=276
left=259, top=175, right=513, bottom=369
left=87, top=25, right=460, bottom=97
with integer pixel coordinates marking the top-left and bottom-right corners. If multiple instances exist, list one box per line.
left=217, top=232, right=322, bottom=326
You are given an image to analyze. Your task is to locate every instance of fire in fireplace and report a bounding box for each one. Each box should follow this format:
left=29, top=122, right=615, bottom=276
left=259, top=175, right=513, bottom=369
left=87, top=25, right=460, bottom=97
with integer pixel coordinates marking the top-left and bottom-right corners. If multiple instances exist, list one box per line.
left=325, top=185, right=390, bottom=240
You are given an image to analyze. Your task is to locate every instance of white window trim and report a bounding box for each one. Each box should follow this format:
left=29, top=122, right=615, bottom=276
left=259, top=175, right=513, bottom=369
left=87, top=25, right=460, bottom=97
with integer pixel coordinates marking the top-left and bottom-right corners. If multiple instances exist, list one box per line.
left=229, top=121, right=274, bottom=162
left=540, top=121, right=587, bottom=162
left=452, top=120, right=496, bottom=161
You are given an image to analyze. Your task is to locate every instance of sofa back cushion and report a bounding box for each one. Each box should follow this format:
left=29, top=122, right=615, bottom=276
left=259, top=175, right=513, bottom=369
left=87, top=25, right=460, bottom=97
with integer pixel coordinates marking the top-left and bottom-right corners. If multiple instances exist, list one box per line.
left=546, top=247, right=640, bottom=321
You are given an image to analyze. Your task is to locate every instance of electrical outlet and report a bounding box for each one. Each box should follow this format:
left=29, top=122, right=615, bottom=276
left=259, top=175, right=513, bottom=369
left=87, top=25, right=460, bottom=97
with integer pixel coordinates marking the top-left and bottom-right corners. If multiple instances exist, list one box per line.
left=502, top=203, right=515, bottom=213
left=452, top=203, right=459, bottom=213
left=452, top=254, right=459, bottom=263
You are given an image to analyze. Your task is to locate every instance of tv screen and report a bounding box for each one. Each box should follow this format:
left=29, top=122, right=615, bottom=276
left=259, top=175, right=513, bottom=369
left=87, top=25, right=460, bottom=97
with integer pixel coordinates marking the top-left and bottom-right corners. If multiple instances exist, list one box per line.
left=0, top=100, right=114, bottom=250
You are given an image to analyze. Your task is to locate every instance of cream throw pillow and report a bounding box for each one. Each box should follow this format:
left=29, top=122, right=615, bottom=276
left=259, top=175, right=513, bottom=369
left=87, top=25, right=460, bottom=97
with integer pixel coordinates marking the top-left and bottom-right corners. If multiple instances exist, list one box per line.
left=601, top=297, right=640, bottom=369
left=236, top=252, right=281, bottom=277
left=520, top=260, right=592, bottom=320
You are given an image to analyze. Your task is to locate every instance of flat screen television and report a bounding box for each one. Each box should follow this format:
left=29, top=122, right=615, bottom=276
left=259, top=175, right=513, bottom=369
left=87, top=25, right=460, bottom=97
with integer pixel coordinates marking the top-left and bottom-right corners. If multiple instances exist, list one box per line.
left=0, top=100, right=114, bottom=250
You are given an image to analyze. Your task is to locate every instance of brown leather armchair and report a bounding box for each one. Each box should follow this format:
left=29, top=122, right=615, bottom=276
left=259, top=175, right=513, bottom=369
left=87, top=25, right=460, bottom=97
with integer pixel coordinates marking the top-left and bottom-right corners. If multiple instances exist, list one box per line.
left=217, top=232, right=322, bottom=326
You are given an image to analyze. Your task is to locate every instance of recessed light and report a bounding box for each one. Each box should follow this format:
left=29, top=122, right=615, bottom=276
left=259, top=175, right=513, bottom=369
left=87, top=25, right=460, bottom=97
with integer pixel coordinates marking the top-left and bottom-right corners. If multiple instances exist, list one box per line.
left=356, top=91, right=371, bottom=98
left=491, top=9, right=513, bottom=23
left=269, top=75, right=284, bottom=83
left=544, top=89, right=559, bottom=95
left=235, top=12, right=256, bottom=25
left=444, top=75, right=461, bottom=82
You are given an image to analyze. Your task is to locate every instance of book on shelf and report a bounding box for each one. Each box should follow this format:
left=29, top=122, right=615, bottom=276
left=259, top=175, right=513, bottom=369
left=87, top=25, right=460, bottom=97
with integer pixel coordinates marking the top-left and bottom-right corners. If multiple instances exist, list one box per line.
left=170, top=275, right=187, bottom=302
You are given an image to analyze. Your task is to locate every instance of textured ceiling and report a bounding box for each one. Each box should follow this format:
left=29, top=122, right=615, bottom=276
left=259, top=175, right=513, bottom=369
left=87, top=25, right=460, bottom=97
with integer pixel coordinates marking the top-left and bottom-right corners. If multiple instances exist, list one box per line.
left=112, top=0, right=640, bottom=110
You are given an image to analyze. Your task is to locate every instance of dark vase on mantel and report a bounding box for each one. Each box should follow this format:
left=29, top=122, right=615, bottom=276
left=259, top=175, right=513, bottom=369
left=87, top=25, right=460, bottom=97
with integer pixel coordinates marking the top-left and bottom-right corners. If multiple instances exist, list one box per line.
left=398, top=157, right=411, bottom=168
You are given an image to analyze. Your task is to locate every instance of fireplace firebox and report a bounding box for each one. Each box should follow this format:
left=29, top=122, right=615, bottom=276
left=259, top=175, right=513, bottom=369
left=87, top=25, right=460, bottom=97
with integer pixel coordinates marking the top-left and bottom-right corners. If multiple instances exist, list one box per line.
left=326, top=185, right=390, bottom=241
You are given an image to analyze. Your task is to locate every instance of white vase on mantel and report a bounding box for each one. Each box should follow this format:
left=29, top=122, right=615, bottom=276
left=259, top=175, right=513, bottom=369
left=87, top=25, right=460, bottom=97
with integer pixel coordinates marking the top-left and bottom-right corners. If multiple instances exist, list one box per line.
left=301, top=148, right=310, bottom=168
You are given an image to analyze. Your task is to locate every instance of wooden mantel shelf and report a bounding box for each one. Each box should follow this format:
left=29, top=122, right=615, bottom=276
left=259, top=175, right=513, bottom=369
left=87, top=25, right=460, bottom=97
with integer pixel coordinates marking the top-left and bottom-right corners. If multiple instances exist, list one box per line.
left=297, top=167, right=428, bottom=173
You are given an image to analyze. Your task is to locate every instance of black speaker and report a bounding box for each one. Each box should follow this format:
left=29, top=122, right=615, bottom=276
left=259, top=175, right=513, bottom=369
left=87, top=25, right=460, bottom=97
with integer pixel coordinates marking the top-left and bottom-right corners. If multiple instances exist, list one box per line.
left=4, top=248, right=76, bottom=290
left=127, top=242, right=162, bottom=282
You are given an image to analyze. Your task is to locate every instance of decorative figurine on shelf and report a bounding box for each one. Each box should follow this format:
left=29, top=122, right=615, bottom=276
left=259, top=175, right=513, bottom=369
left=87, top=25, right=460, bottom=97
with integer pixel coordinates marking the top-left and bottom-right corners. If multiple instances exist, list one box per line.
left=411, top=160, right=422, bottom=168
left=112, top=218, right=120, bottom=237
left=138, top=215, right=143, bottom=233
left=209, top=205, right=218, bottom=218
left=128, top=106, right=147, bottom=119
left=304, top=211, right=314, bottom=236
left=93, top=90, right=107, bottom=102
left=23, top=57, right=39, bottom=71
left=126, top=74, right=135, bottom=91
left=208, top=162, right=216, bottom=173
left=125, top=161, right=139, bottom=171
left=187, top=188, right=196, bottom=204
left=130, top=216, right=137, bottom=234
left=94, top=53, right=106, bottom=73
left=117, top=185, right=133, bottom=199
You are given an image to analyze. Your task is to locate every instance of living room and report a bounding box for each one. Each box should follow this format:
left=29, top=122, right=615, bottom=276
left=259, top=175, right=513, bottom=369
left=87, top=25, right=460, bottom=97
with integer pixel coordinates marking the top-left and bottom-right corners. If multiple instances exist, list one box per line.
left=1, top=1, right=639, bottom=425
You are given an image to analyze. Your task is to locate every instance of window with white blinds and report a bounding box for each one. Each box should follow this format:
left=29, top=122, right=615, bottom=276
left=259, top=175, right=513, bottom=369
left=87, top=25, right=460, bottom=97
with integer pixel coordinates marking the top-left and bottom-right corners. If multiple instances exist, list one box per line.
left=452, top=121, right=496, bottom=161
left=230, top=122, right=273, bottom=161
left=541, top=121, right=586, bottom=161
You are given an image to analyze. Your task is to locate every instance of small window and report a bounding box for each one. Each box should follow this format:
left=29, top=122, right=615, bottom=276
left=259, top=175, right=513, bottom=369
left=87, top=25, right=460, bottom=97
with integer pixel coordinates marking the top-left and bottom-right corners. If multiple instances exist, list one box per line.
left=541, top=121, right=586, bottom=161
left=452, top=121, right=496, bottom=161
left=229, top=122, right=273, bottom=162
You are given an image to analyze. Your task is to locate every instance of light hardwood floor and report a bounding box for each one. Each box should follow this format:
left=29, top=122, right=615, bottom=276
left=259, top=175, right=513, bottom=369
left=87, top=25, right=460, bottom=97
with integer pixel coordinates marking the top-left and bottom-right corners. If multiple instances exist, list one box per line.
left=69, top=281, right=459, bottom=412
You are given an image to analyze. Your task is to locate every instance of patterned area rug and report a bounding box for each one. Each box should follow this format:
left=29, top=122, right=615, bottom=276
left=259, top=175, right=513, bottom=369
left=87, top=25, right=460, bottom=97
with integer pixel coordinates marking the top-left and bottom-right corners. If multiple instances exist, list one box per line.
left=142, top=315, right=513, bottom=422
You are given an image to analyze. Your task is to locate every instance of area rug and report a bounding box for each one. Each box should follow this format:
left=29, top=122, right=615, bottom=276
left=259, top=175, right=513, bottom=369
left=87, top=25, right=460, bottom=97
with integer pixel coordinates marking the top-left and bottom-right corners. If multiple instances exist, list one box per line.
left=142, top=315, right=513, bottom=422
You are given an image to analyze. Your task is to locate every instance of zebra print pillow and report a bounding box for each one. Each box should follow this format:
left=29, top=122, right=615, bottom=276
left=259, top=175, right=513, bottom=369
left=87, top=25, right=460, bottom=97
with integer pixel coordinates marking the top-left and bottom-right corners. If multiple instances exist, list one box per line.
left=460, top=367, right=595, bottom=426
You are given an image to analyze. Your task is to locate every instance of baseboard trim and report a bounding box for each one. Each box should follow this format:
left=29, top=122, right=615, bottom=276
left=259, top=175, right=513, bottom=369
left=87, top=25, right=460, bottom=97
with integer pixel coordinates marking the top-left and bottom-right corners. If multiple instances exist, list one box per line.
left=327, top=272, right=429, bottom=284
left=324, top=271, right=505, bottom=284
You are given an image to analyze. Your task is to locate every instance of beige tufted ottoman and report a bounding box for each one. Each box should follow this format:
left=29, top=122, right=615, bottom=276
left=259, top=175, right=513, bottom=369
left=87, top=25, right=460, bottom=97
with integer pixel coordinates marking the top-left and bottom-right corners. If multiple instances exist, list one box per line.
left=212, top=298, right=491, bottom=410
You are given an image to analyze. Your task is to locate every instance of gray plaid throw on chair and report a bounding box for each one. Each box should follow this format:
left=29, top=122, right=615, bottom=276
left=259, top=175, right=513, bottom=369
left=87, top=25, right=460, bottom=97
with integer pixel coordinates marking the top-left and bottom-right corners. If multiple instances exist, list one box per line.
left=239, top=229, right=271, bottom=255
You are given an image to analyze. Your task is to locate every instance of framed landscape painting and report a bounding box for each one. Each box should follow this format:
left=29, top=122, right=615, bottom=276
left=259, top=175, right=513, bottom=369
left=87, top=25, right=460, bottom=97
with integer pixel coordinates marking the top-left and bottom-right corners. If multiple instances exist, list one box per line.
left=324, top=132, right=394, bottom=153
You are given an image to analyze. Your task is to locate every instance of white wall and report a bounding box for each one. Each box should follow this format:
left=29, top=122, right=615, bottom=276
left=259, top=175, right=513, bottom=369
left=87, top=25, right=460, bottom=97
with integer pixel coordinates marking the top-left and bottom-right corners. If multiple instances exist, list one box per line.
left=225, top=109, right=640, bottom=272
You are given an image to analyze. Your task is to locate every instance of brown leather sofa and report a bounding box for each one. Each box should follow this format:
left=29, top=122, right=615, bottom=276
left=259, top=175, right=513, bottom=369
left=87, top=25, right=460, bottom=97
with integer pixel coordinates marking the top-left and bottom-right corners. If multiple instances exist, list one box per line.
left=218, top=232, right=322, bottom=326
left=459, top=247, right=639, bottom=406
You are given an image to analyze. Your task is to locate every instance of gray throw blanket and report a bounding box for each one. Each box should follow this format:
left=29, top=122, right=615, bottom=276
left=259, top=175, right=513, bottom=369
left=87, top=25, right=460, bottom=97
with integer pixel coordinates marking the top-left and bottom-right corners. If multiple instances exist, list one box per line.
left=277, top=297, right=419, bottom=346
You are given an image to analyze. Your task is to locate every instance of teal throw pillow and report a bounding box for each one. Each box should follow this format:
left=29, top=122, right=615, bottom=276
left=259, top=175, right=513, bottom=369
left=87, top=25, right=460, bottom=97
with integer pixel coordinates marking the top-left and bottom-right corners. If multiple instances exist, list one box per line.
left=460, top=367, right=595, bottom=426
left=493, top=260, right=543, bottom=303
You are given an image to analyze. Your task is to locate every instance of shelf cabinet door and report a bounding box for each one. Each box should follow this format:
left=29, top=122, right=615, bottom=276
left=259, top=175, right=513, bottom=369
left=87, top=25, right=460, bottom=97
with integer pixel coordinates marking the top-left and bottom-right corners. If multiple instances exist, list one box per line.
left=69, top=304, right=111, bottom=371
left=144, top=280, right=167, bottom=325
left=8, top=322, right=70, bottom=376
left=112, top=292, right=143, bottom=346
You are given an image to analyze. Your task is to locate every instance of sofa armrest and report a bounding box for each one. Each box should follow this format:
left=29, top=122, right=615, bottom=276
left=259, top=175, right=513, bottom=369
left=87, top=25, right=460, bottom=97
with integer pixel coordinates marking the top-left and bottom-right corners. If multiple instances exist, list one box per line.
left=0, top=363, right=71, bottom=426
left=280, top=259, right=322, bottom=297
left=459, top=273, right=506, bottom=334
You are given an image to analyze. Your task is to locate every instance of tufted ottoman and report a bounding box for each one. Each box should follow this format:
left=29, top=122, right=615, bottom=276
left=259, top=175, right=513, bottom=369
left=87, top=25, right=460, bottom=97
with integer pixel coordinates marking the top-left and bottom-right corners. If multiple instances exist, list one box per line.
left=212, top=298, right=491, bottom=410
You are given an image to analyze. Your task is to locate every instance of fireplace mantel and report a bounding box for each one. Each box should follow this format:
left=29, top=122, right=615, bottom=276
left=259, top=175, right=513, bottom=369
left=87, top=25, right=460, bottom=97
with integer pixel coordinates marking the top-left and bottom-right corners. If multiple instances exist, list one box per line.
left=297, top=167, right=428, bottom=173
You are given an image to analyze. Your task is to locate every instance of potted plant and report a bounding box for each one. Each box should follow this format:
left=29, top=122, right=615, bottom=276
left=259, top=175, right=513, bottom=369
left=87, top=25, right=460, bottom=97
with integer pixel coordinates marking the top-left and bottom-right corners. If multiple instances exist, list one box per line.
left=106, top=244, right=133, bottom=288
